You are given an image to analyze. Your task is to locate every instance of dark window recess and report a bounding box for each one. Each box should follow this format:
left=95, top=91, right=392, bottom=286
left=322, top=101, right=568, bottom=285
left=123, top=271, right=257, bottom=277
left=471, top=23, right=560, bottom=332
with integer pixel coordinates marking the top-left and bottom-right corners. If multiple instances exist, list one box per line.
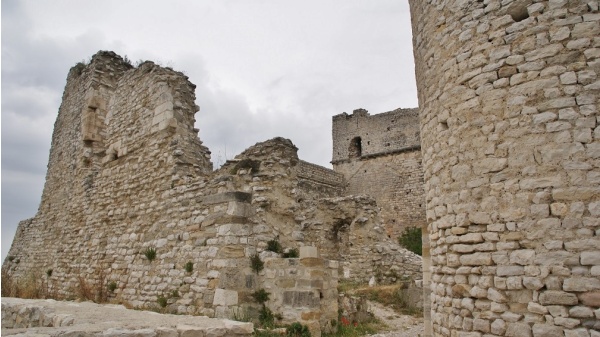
left=349, top=137, right=362, bottom=158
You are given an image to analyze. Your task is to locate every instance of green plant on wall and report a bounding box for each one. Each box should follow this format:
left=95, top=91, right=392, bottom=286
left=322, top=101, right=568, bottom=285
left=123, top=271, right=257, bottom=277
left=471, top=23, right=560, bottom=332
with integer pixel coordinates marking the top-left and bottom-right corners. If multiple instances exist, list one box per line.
left=282, top=248, right=299, bottom=258
left=250, top=253, right=264, bottom=274
left=398, top=227, right=422, bottom=256
left=252, top=289, right=270, bottom=304
left=143, top=247, right=157, bottom=261
left=259, top=305, right=275, bottom=328
left=157, top=295, right=168, bottom=308
left=287, top=322, right=311, bottom=337
left=108, top=281, right=117, bottom=292
left=184, top=261, right=193, bottom=273
left=266, top=239, right=282, bottom=253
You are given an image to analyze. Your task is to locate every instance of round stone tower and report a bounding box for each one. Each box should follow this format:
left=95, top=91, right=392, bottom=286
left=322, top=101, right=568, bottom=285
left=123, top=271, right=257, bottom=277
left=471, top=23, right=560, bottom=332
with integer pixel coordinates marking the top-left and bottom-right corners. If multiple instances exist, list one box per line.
left=409, top=1, right=599, bottom=336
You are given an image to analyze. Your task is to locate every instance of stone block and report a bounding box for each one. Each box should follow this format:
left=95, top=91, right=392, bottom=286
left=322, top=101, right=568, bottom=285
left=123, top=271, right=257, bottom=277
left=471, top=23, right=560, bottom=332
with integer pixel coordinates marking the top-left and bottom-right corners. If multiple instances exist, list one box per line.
left=506, top=322, right=532, bottom=337
left=212, top=289, right=238, bottom=306
left=564, top=328, right=592, bottom=337
left=581, top=251, right=600, bottom=265
left=563, top=277, right=600, bottom=292
left=532, top=323, right=564, bottom=337
left=539, top=291, right=578, bottom=305
left=510, top=250, right=535, bottom=265
left=460, top=253, right=492, bottom=266
left=299, top=246, right=319, bottom=259
left=283, top=291, right=319, bottom=308
left=497, top=266, right=524, bottom=276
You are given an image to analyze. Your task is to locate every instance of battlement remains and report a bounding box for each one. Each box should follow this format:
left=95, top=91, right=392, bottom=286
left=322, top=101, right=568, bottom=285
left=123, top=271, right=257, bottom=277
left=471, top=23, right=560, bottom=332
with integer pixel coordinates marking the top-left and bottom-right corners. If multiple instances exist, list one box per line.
left=332, top=107, right=420, bottom=164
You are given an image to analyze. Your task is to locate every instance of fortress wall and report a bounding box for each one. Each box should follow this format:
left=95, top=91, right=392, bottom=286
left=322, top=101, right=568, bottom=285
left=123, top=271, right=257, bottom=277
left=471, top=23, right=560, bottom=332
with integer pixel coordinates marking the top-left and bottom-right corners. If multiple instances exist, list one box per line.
left=296, top=160, right=345, bottom=197
left=333, top=149, right=426, bottom=238
left=410, top=1, right=600, bottom=336
left=332, top=108, right=420, bottom=163
left=3, top=52, right=424, bottom=335
left=332, top=108, right=426, bottom=238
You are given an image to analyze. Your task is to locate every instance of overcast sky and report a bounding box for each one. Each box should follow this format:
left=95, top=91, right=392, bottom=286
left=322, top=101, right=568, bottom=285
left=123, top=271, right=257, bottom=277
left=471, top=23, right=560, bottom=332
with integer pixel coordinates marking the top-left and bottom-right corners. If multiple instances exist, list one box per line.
left=1, top=0, right=418, bottom=261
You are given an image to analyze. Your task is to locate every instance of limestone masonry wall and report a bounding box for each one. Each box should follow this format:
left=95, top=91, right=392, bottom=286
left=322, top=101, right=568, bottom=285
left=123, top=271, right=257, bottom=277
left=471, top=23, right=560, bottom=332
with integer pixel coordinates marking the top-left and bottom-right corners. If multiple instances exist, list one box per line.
left=332, top=108, right=426, bottom=238
left=410, top=1, right=600, bottom=336
left=3, top=51, right=421, bottom=336
left=296, top=160, right=345, bottom=197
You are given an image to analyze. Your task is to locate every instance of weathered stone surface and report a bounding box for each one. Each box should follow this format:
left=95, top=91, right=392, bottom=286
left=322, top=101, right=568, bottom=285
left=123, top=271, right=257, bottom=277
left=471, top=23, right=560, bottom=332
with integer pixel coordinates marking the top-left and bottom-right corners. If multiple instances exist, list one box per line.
left=506, top=322, right=532, bottom=337
left=460, top=253, right=492, bottom=266
left=579, top=291, right=600, bottom=307
left=539, top=291, right=579, bottom=305
left=532, top=323, right=564, bottom=337
left=212, top=289, right=238, bottom=306
left=1, top=298, right=253, bottom=336
left=563, top=277, right=600, bottom=292
left=581, top=251, right=600, bottom=265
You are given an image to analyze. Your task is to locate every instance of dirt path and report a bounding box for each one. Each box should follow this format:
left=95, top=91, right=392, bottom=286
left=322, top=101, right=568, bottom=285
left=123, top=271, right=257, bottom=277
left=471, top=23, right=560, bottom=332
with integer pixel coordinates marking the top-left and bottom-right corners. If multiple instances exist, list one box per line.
left=366, top=300, right=424, bottom=337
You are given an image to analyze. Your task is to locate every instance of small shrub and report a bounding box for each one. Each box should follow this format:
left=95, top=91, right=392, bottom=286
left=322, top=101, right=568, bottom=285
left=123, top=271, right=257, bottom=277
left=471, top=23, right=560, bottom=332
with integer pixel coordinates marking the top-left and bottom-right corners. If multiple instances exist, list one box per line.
left=144, top=247, right=157, bottom=261
left=250, top=253, right=264, bottom=274
left=46, top=269, right=53, bottom=277
left=108, top=281, right=117, bottom=292
left=252, top=289, right=270, bottom=304
left=234, top=159, right=261, bottom=174
left=76, top=275, right=94, bottom=301
left=171, top=290, right=180, bottom=298
left=258, top=305, right=275, bottom=328
left=185, top=261, right=193, bottom=273
left=398, top=227, right=422, bottom=256
left=282, top=248, right=299, bottom=258
left=287, top=322, right=311, bottom=337
left=73, top=62, right=86, bottom=76
left=7, top=256, right=15, bottom=262
left=266, top=239, right=282, bottom=253
left=157, top=295, right=168, bottom=308
left=122, top=55, right=132, bottom=66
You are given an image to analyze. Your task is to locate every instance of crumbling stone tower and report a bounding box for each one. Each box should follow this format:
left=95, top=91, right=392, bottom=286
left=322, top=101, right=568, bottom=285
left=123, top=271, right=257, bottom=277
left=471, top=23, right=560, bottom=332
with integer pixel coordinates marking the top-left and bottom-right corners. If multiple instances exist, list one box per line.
left=331, top=108, right=426, bottom=238
left=409, top=1, right=600, bottom=336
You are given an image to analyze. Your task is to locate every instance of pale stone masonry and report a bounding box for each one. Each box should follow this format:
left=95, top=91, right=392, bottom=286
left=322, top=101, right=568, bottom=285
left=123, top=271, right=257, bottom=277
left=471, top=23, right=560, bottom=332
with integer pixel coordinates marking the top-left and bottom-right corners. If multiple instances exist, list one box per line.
left=409, top=1, right=600, bottom=336
left=2, top=51, right=421, bottom=336
left=332, top=108, right=426, bottom=238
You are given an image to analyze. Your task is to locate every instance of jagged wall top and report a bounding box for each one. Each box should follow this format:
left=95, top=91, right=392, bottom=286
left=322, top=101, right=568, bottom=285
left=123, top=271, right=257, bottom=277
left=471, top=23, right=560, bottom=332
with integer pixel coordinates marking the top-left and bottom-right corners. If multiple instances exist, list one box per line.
left=331, top=107, right=420, bottom=164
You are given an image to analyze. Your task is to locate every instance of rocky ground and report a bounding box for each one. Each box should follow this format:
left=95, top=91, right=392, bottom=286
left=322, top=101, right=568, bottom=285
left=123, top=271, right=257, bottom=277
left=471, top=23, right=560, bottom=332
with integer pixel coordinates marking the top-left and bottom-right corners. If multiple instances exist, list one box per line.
left=366, top=300, right=424, bottom=337
left=1, top=297, right=253, bottom=337
left=2, top=297, right=423, bottom=337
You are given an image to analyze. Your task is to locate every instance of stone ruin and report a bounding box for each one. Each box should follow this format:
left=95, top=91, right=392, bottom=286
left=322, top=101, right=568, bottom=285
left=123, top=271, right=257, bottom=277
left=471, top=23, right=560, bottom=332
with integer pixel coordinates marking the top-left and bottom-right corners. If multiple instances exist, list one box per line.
left=2, top=51, right=422, bottom=336
left=332, top=107, right=426, bottom=239
left=4, top=1, right=600, bottom=336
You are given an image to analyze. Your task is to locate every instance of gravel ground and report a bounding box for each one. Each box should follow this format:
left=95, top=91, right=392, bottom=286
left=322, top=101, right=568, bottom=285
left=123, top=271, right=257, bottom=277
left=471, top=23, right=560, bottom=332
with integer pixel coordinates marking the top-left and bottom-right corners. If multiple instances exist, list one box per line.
left=366, top=300, right=424, bottom=337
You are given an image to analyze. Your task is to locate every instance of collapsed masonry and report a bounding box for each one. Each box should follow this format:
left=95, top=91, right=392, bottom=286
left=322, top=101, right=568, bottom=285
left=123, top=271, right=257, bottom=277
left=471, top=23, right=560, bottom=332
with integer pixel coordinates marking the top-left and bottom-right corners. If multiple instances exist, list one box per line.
left=2, top=51, right=422, bottom=336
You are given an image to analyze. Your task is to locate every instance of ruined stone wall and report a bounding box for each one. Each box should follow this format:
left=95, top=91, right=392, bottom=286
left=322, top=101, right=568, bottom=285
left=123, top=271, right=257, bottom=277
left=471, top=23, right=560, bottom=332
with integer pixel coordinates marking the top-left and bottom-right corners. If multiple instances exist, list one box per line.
left=332, top=108, right=426, bottom=237
left=409, top=1, right=600, bottom=336
left=296, top=160, right=345, bottom=197
left=3, top=52, right=422, bottom=336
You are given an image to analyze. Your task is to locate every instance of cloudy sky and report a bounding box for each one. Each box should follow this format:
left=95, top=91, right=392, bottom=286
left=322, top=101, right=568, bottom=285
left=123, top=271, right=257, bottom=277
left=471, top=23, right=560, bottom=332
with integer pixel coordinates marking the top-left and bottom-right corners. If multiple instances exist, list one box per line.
left=1, top=0, right=418, bottom=261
